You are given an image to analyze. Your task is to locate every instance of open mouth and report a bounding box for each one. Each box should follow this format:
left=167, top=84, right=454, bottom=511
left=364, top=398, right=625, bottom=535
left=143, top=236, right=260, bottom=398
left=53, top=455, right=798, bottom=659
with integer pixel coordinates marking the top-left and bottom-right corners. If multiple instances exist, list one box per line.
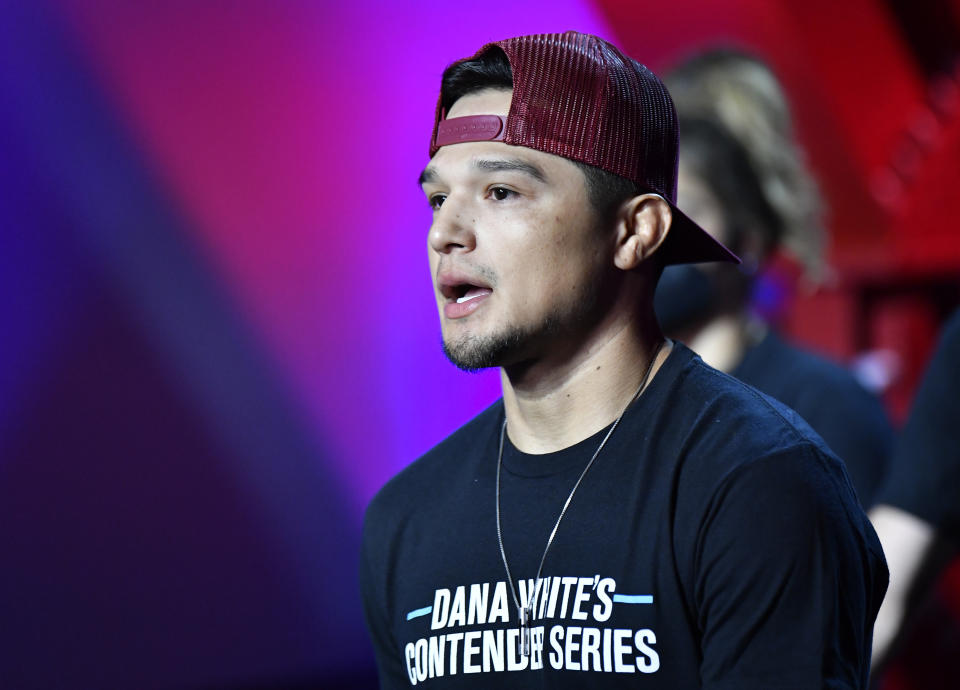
left=453, top=285, right=492, bottom=304
left=440, top=281, right=493, bottom=303
left=438, top=277, right=493, bottom=318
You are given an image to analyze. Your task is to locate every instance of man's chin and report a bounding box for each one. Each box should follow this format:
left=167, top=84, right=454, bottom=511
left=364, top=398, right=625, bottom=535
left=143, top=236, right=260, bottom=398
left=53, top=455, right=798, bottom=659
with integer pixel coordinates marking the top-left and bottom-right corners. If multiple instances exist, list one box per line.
left=440, top=329, right=526, bottom=373
left=441, top=339, right=503, bottom=373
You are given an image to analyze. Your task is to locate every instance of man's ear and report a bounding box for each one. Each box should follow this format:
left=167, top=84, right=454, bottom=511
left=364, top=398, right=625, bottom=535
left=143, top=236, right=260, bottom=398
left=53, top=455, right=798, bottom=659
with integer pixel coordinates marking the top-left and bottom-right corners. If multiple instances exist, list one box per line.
left=613, top=194, right=672, bottom=270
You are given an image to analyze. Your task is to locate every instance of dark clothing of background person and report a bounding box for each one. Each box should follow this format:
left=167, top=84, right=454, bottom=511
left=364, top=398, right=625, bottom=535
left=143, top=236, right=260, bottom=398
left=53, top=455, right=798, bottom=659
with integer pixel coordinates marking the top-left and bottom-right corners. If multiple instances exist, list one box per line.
left=876, top=309, right=960, bottom=534
left=733, top=330, right=894, bottom=507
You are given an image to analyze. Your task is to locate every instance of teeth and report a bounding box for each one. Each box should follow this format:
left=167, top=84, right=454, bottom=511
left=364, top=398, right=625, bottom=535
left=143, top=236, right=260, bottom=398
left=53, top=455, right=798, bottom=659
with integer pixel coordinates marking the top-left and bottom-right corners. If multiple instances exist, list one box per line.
left=453, top=286, right=491, bottom=304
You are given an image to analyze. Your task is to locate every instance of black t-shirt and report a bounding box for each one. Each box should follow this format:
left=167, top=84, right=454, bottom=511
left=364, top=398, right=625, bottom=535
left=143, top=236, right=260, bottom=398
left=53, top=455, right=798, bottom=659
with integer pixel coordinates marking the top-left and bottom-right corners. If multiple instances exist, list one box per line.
left=361, top=344, right=888, bottom=688
left=732, top=331, right=893, bottom=508
left=876, top=309, right=960, bottom=535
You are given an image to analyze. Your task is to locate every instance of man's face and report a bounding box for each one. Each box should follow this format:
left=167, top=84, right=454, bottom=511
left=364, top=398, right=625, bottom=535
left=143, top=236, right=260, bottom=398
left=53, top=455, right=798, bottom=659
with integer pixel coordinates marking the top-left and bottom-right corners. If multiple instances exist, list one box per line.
left=420, top=88, right=612, bottom=371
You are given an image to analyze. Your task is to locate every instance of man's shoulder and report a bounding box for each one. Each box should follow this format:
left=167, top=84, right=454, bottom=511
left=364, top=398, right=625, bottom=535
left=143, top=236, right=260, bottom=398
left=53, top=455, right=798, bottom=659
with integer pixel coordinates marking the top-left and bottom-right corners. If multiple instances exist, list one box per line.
left=665, top=347, right=883, bottom=555
left=418, top=397, right=505, bottom=464
left=663, top=345, right=846, bottom=478
left=675, top=344, right=828, bottom=443
left=364, top=398, right=503, bottom=525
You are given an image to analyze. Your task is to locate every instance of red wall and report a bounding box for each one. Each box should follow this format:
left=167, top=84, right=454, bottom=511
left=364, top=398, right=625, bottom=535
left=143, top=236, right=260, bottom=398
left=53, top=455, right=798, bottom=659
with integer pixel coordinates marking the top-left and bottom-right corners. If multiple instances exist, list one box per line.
left=600, top=0, right=960, bottom=422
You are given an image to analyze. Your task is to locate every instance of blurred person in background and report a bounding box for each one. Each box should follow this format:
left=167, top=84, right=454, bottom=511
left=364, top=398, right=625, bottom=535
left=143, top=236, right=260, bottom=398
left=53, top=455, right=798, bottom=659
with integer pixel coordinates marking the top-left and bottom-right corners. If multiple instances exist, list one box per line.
left=655, top=49, right=894, bottom=508
left=869, top=309, right=960, bottom=669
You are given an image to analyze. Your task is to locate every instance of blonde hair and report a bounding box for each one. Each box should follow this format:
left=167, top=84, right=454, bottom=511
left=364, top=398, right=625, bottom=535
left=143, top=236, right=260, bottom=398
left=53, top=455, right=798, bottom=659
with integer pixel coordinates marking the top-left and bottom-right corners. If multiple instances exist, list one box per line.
left=666, top=49, right=827, bottom=281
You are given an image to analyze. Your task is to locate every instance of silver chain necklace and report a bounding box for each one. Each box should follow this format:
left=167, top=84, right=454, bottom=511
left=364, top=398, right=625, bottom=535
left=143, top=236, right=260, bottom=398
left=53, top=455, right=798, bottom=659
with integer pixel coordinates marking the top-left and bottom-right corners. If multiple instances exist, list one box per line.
left=495, top=339, right=665, bottom=657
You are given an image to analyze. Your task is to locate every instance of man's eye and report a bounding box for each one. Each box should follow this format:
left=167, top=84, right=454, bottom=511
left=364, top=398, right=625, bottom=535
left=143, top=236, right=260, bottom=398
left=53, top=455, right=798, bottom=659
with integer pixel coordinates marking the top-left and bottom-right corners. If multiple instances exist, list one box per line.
left=490, top=187, right=513, bottom=201
left=429, top=194, right=447, bottom=210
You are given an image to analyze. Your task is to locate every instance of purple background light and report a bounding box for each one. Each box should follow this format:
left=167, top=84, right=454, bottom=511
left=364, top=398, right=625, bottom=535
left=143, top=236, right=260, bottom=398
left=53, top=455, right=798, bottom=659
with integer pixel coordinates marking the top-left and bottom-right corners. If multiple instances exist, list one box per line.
left=0, top=1, right=612, bottom=687
left=56, top=0, right=614, bottom=509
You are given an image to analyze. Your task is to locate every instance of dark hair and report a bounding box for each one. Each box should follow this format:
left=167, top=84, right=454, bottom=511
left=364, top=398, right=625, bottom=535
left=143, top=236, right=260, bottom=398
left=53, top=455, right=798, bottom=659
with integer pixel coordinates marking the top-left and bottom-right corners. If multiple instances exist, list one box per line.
left=441, top=47, right=640, bottom=221
left=677, top=115, right=783, bottom=254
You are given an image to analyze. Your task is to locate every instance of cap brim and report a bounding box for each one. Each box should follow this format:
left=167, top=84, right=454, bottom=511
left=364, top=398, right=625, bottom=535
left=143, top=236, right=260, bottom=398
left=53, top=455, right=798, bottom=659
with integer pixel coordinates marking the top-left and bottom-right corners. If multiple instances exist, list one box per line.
left=656, top=201, right=741, bottom=266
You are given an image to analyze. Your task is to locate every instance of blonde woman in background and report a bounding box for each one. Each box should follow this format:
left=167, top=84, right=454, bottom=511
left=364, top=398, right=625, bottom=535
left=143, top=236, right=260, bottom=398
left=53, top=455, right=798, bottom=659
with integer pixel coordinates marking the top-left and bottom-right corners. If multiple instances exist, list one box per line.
left=656, top=49, right=894, bottom=511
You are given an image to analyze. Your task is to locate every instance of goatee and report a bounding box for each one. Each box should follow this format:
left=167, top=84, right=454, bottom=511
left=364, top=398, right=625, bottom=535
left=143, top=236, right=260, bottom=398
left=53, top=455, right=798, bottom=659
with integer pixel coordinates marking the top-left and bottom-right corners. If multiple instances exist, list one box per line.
left=441, top=328, right=527, bottom=372
left=440, top=313, right=567, bottom=372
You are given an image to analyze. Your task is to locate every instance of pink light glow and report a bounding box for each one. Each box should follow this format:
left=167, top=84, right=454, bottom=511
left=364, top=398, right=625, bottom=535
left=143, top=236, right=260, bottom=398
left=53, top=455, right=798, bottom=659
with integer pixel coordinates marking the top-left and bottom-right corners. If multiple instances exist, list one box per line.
left=57, top=0, right=615, bottom=513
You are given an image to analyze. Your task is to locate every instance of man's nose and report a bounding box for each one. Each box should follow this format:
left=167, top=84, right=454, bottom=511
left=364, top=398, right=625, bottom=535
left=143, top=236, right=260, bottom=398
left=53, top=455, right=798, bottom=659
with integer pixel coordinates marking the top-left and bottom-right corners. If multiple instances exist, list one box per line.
left=428, top=197, right=476, bottom=255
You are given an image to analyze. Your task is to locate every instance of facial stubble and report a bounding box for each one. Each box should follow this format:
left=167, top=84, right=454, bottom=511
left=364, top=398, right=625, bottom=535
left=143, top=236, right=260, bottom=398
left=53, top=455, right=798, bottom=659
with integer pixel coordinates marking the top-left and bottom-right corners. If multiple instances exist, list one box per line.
left=440, top=281, right=605, bottom=373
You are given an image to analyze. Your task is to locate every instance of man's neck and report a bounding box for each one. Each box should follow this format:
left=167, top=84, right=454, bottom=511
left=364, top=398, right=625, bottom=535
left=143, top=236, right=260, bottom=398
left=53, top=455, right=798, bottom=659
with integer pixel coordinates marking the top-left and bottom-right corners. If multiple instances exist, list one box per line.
left=500, top=313, right=670, bottom=454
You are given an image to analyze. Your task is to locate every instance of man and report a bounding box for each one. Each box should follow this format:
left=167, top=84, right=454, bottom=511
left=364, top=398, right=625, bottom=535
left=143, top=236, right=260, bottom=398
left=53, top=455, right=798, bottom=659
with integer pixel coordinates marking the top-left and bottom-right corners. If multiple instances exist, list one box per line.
left=361, top=32, right=887, bottom=688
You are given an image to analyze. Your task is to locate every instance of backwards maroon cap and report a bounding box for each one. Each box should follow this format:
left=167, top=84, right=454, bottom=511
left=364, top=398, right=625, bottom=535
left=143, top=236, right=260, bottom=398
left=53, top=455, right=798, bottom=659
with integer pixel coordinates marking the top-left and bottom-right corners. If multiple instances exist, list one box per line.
left=429, top=31, right=739, bottom=266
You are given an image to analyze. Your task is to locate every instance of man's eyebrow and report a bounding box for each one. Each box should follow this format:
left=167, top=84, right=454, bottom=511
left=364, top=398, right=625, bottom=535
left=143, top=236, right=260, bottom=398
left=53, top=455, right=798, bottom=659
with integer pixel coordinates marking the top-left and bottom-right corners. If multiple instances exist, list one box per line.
left=417, top=157, right=548, bottom=188
left=474, top=158, right=547, bottom=183
left=418, top=166, right=438, bottom=187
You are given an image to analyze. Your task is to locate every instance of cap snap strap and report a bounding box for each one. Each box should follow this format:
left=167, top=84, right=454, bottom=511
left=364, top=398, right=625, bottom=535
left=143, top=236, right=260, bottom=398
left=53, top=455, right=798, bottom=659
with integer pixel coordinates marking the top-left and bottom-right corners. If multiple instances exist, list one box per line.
left=435, top=115, right=506, bottom=148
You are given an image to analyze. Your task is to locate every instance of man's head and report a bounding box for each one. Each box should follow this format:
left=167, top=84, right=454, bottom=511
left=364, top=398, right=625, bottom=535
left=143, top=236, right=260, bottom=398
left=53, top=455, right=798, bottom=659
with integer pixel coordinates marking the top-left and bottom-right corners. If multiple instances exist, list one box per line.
left=421, top=32, right=737, bottom=371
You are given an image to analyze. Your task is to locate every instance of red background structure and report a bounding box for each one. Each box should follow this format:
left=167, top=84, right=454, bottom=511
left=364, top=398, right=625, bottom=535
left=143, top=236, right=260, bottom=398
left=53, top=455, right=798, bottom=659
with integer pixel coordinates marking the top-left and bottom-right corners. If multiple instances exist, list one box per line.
left=600, top=0, right=960, bottom=424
